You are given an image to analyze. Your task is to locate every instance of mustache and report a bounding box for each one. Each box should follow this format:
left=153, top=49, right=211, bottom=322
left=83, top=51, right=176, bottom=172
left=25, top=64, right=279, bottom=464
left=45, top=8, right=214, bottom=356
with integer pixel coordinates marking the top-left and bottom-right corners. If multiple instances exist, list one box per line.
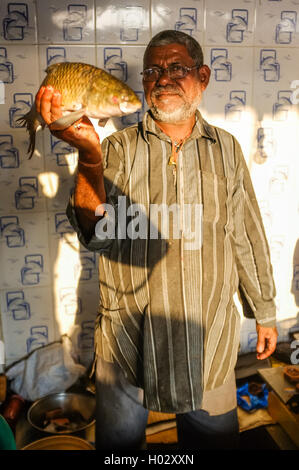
left=151, top=86, right=183, bottom=97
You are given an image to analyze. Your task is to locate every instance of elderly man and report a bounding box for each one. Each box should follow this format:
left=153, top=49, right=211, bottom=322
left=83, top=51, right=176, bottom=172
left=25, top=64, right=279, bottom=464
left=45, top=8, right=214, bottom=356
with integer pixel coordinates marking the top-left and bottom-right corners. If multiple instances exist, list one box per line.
left=36, top=30, right=278, bottom=450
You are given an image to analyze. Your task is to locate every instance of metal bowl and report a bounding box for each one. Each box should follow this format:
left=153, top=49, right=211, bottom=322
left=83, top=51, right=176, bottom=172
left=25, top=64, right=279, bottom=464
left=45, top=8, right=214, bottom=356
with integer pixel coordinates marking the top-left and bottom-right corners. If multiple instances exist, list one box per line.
left=27, top=392, right=96, bottom=435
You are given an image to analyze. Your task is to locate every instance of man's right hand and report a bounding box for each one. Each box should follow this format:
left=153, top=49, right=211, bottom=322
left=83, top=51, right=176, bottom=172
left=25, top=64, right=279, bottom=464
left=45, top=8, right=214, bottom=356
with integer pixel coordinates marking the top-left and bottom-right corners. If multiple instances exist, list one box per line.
left=35, top=85, right=102, bottom=160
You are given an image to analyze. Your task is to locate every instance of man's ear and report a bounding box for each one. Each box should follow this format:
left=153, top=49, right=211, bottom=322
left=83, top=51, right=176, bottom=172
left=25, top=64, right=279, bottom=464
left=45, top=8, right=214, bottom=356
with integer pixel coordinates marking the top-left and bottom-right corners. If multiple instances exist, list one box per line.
left=198, top=65, right=211, bottom=90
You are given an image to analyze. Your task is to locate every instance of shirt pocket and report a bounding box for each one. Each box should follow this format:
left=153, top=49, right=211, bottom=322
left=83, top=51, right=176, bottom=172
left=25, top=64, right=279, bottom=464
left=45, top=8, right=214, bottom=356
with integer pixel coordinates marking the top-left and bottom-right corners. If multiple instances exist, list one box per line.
left=200, top=170, right=233, bottom=228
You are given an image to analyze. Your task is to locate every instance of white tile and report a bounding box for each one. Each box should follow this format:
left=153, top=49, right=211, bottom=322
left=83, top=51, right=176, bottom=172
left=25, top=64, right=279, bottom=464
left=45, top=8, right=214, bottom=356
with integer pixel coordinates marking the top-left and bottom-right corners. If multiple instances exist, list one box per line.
left=0, top=130, right=44, bottom=173
left=47, top=209, right=76, bottom=246
left=68, top=309, right=97, bottom=365
left=96, top=0, right=150, bottom=44
left=0, top=212, right=51, bottom=290
left=36, top=0, right=95, bottom=44
left=205, top=0, right=255, bottom=46
left=239, top=320, right=258, bottom=354
left=0, top=0, right=37, bottom=44
left=251, top=120, right=299, bottom=214
left=42, top=133, right=78, bottom=212
left=250, top=122, right=278, bottom=167
left=201, top=45, right=255, bottom=165
left=255, top=0, right=299, bottom=46
left=253, top=47, right=299, bottom=121
left=54, top=281, right=99, bottom=338
left=0, top=286, right=57, bottom=365
left=96, top=45, right=146, bottom=127
left=0, top=211, right=51, bottom=253
left=49, top=231, right=98, bottom=289
left=151, top=0, right=204, bottom=45
left=43, top=172, right=76, bottom=213
left=0, top=45, right=40, bottom=132
left=38, top=44, right=96, bottom=71
left=0, top=133, right=47, bottom=214
left=0, top=244, right=51, bottom=290
left=203, top=46, right=254, bottom=120
left=46, top=212, right=98, bottom=314
left=0, top=129, right=75, bottom=215
left=96, top=45, right=146, bottom=89
left=0, top=170, right=47, bottom=213
left=72, top=281, right=100, bottom=361
left=57, top=282, right=99, bottom=321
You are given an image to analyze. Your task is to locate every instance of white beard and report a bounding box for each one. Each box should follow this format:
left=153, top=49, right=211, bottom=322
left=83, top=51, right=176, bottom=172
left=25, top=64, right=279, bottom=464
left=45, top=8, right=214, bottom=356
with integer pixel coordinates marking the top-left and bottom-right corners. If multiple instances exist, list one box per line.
left=150, top=90, right=202, bottom=123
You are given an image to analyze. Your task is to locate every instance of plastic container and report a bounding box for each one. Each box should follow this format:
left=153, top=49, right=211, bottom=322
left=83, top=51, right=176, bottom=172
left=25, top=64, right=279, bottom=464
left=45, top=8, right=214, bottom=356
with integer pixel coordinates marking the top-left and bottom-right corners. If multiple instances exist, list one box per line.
left=0, top=414, right=17, bottom=450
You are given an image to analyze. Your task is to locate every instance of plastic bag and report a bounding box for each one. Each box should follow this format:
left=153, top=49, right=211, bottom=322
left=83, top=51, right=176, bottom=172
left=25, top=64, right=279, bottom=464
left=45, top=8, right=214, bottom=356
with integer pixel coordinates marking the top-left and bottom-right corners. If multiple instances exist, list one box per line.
left=6, top=336, right=86, bottom=401
left=237, top=382, right=269, bottom=412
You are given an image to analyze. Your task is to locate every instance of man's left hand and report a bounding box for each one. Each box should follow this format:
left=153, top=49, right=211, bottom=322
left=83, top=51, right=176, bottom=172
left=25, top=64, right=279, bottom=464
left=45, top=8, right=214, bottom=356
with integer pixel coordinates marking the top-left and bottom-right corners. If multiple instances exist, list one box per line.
left=256, top=324, right=278, bottom=360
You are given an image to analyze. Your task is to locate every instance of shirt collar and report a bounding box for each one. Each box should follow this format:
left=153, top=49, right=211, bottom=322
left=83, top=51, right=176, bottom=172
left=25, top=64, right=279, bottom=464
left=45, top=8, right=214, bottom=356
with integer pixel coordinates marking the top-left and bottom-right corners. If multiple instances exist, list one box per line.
left=141, top=109, right=216, bottom=144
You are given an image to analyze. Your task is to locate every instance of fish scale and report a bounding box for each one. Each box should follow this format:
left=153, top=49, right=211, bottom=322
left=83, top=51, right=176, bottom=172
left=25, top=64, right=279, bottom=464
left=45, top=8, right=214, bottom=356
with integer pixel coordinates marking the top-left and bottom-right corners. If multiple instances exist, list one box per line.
left=17, top=62, right=141, bottom=159
left=42, top=63, right=96, bottom=109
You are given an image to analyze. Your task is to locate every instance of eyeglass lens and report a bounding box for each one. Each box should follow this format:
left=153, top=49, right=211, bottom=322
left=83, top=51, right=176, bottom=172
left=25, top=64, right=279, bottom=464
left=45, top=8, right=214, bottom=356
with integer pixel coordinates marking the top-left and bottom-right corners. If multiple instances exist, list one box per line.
left=143, top=65, right=188, bottom=81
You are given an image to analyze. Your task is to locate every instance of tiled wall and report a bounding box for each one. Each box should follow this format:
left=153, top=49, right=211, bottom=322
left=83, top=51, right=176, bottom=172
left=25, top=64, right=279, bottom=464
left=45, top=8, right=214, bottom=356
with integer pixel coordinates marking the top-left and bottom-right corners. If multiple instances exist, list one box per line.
left=0, top=0, right=298, bottom=367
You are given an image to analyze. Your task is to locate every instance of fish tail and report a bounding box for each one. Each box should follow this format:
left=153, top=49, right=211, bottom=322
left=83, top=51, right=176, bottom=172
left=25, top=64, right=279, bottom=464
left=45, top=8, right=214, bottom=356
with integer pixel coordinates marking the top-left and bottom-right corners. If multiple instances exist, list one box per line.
left=16, top=107, right=43, bottom=159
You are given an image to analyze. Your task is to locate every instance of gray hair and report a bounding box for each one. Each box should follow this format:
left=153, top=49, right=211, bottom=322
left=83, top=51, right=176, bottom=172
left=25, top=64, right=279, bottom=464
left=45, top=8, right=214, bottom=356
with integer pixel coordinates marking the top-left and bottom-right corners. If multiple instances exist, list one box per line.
left=143, top=30, right=204, bottom=68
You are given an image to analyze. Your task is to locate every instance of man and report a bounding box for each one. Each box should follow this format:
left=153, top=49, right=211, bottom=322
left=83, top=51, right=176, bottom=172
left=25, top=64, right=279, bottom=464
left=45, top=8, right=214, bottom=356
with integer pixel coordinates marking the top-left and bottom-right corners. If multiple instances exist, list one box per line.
left=36, top=30, right=278, bottom=450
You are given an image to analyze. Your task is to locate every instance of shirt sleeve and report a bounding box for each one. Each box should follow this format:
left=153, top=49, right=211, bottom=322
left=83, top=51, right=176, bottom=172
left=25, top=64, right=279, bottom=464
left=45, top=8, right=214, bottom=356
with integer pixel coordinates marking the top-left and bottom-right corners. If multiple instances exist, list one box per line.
left=232, top=138, right=277, bottom=327
left=66, top=135, right=125, bottom=253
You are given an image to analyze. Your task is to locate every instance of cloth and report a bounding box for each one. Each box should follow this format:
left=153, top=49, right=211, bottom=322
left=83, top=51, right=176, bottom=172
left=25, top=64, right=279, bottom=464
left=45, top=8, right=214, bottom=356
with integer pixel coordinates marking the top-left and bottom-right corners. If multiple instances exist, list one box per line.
left=67, top=110, right=276, bottom=413
left=176, top=408, right=239, bottom=450
left=95, top=356, right=148, bottom=450
left=201, top=370, right=236, bottom=416
left=95, top=356, right=239, bottom=450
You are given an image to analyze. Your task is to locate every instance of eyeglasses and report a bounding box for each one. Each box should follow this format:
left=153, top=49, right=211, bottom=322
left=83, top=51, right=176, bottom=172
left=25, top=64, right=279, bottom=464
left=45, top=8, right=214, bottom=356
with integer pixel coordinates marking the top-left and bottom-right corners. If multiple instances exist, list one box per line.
left=141, top=64, right=199, bottom=82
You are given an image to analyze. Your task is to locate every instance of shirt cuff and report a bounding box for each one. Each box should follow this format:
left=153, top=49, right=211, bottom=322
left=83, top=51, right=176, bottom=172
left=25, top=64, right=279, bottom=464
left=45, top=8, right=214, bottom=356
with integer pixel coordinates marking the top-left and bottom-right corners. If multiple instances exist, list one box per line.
left=66, top=191, right=113, bottom=253
left=254, top=308, right=277, bottom=328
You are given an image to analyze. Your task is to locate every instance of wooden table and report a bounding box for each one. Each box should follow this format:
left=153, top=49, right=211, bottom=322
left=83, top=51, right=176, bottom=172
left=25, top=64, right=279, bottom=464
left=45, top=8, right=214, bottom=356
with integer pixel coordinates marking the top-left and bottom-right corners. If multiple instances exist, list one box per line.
left=258, top=366, right=299, bottom=449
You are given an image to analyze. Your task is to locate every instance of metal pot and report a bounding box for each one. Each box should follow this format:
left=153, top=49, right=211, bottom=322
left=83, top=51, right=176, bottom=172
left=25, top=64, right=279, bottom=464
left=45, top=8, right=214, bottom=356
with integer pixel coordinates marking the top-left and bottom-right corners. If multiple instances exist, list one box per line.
left=27, top=392, right=95, bottom=442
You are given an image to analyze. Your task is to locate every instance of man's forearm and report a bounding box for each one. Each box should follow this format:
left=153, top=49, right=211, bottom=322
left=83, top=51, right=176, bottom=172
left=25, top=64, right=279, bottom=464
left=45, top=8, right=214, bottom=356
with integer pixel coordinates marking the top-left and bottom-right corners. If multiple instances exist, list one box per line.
left=74, top=149, right=106, bottom=240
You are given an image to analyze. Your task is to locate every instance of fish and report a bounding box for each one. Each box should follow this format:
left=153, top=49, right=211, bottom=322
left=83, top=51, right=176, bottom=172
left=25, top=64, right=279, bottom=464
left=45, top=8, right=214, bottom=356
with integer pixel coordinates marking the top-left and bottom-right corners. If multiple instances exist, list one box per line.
left=17, top=62, right=142, bottom=159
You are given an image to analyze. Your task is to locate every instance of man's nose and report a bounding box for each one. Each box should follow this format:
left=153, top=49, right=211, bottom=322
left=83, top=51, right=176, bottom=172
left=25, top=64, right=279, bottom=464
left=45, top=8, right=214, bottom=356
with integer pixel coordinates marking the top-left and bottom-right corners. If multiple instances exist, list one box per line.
left=156, top=68, right=174, bottom=86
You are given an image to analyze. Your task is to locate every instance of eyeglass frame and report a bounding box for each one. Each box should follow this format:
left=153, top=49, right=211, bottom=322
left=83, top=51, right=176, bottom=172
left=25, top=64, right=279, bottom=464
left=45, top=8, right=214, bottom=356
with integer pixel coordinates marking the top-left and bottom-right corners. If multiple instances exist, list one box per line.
left=140, top=64, right=201, bottom=82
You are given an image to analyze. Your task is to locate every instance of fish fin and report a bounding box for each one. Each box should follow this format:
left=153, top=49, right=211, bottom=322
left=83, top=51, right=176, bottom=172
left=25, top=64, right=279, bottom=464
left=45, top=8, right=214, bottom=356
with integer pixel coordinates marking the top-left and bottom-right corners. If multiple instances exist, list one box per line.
left=48, top=109, right=86, bottom=131
left=98, top=118, right=109, bottom=127
left=16, top=107, right=43, bottom=159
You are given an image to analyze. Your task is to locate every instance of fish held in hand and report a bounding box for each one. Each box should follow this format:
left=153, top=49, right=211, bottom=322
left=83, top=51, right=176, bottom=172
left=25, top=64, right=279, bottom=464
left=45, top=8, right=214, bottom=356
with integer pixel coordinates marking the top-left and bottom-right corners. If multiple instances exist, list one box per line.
left=17, top=62, right=142, bottom=159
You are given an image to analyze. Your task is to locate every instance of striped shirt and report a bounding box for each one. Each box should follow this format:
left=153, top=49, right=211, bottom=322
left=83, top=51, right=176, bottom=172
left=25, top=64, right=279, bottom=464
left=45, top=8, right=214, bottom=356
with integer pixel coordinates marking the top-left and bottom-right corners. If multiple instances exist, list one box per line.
left=67, top=110, right=276, bottom=413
